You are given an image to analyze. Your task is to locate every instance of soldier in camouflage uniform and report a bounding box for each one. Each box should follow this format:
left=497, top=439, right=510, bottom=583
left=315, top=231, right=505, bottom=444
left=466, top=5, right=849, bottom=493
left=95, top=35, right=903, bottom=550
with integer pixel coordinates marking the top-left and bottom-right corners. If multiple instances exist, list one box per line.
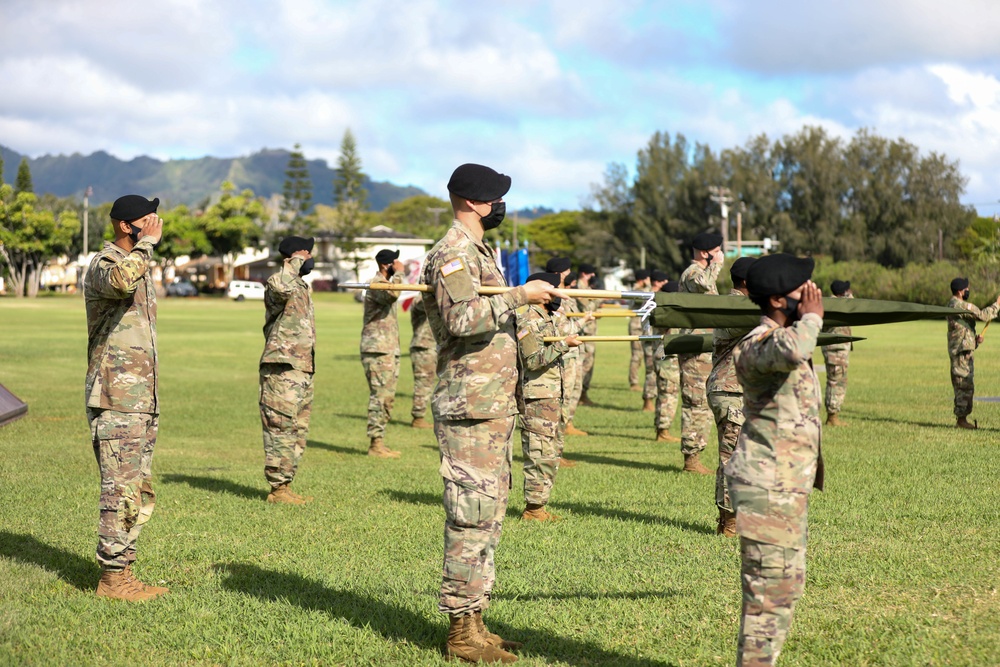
left=84, top=194, right=169, bottom=601
left=515, top=272, right=583, bottom=522
left=725, top=253, right=825, bottom=667
left=576, top=263, right=599, bottom=406
left=560, top=271, right=588, bottom=437
left=821, top=280, right=854, bottom=426
left=361, top=248, right=404, bottom=458
left=707, top=257, right=756, bottom=538
left=422, top=163, right=561, bottom=663
left=259, top=236, right=317, bottom=504
left=409, top=294, right=437, bottom=429
left=649, top=272, right=681, bottom=442
left=678, top=232, right=724, bottom=474
left=628, top=268, right=652, bottom=391
left=946, top=277, right=1000, bottom=429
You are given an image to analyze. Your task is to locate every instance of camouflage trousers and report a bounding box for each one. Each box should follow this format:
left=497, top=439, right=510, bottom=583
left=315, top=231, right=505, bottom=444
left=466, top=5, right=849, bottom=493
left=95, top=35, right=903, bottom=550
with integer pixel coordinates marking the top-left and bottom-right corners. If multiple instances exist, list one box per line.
left=629, top=339, right=643, bottom=387
left=437, top=416, right=514, bottom=616
left=823, top=352, right=849, bottom=414
left=520, top=398, right=563, bottom=506
left=581, top=342, right=596, bottom=392
left=87, top=408, right=157, bottom=570
left=708, top=392, right=744, bottom=513
left=410, top=346, right=437, bottom=420
left=362, top=352, right=400, bottom=439
left=950, top=351, right=975, bottom=418
left=562, top=355, right=583, bottom=425
left=642, top=340, right=657, bottom=400
left=655, top=353, right=680, bottom=431
left=678, top=352, right=712, bottom=456
left=728, top=481, right=808, bottom=667
left=259, top=363, right=314, bottom=489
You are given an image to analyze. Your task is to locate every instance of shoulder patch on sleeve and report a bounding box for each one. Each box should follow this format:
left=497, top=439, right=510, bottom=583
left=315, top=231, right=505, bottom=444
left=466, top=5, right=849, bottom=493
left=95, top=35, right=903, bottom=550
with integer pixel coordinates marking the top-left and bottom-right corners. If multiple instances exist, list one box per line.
left=517, top=328, right=530, bottom=340
left=439, top=256, right=476, bottom=303
left=441, top=258, right=465, bottom=277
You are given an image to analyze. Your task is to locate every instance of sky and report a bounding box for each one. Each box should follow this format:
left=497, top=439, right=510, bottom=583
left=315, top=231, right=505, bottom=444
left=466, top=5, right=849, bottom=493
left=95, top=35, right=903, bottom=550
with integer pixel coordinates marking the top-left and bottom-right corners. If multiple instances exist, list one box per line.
left=4, top=0, right=1000, bottom=215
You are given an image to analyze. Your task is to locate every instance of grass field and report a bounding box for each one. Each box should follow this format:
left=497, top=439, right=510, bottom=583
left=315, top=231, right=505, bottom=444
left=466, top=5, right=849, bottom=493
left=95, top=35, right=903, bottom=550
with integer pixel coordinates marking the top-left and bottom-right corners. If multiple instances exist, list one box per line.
left=1, top=294, right=998, bottom=666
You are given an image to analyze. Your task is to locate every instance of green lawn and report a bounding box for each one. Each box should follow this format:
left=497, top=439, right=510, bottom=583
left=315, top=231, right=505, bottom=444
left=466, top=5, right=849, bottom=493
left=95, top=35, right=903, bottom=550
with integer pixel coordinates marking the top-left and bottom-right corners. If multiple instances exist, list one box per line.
left=0, top=294, right=997, bottom=666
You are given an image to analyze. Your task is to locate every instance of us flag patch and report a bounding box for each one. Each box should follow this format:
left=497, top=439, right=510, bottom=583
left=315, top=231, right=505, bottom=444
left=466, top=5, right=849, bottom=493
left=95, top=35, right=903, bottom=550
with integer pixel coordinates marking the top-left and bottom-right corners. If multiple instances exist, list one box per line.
left=517, top=328, right=529, bottom=340
left=440, top=259, right=464, bottom=277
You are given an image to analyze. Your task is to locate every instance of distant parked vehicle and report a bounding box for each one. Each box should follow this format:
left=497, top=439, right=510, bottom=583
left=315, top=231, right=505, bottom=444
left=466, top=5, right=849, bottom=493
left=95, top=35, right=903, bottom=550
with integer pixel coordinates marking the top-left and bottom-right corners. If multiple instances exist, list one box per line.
left=227, top=280, right=266, bottom=301
left=165, top=280, right=198, bottom=297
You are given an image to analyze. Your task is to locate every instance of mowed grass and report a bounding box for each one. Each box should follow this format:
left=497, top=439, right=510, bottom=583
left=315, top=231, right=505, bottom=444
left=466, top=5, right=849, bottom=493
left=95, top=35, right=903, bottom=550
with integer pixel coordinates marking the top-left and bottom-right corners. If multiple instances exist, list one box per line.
left=0, top=294, right=998, bottom=666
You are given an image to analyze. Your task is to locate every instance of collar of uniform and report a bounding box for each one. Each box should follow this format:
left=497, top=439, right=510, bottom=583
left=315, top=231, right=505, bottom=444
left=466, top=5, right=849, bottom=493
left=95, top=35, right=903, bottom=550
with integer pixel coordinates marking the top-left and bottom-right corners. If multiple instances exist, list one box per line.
left=760, top=314, right=779, bottom=329
left=451, top=219, right=491, bottom=254
left=102, top=240, right=128, bottom=257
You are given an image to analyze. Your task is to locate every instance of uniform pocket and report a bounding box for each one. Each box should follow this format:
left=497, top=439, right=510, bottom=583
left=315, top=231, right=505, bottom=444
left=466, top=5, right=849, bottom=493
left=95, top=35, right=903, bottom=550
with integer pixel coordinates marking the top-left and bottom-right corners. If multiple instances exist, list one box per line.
left=440, top=456, right=499, bottom=528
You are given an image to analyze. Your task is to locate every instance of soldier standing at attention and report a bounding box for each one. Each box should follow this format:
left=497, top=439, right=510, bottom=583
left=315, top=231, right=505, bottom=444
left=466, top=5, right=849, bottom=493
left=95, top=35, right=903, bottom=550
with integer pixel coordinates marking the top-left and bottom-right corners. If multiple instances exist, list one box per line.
left=946, top=277, right=1000, bottom=429
left=629, top=268, right=652, bottom=392
left=650, top=272, right=681, bottom=443
left=361, top=249, right=404, bottom=458
left=821, top=280, right=854, bottom=427
left=409, top=293, right=437, bottom=429
left=707, top=257, right=756, bottom=538
left=576, top=263, right=599, bottom=406
left=725, top=253, right=825, bottom=667
left=85, top=194, right=168, bottom=600
left=678, top=232, right=724, bottom=474
left=259, top=236, right=317, bottom=504
left=515, top=272, right=582, bottom=522
left=560, top=270, right=589, bottom=437
left=421, top=163, right=562, bottom=663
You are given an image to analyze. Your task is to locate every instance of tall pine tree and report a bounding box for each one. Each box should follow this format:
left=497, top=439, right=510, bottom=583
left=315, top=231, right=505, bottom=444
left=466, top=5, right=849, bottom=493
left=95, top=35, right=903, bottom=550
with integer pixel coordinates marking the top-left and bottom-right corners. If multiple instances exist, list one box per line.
left=14, top=158, right=33, bottom=194
left=281, top=143, right=314, bottom=235
left=331, top=129, right=370, bottom=280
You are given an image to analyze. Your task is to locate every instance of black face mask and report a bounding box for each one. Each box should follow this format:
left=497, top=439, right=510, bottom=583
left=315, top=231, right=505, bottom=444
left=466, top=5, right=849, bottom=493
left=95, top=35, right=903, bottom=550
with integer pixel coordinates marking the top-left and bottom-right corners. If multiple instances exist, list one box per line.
left=963, top=289, right=970, bottom=300
left=780, top=296, right=800, bottom=320
left=129, top=224, right=144, bottom=244
left=299, top=258, right=314, bottom=277
left=545, top=296, right=562, bottom=313
left=385, top=266, right=395, bottom=279
left=480, top=202, right=506, bottom=230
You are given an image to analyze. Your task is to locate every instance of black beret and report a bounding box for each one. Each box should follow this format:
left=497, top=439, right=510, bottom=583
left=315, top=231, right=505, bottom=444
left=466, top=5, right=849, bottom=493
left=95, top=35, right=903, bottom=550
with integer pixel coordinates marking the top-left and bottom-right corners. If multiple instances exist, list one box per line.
left=662, top=280, right=680, bottom=293
left=634, top=268, right=650, bottom=281
left=951, top=277, right=969, bottom=293
left=527, top=272, right=560, bottom=288
left=375, top=248, right=400, bottom=265
left=746, top=253, right=815, bottom=298
left=650, top=269, right=670, bottom=283
left=565, top=271, right=578, bottom=285
left=830, top=280, right=851, bottom=296
left=578, top=262, right=597, bottom=274
left=692, top=232, right=723, bottom=251
left=278, top=236, right=315, bottom=258
left=110, top=194, right=159, bottom=222
left=447, top=163, right=511, bottom=202
left=545, top=257, right=571, bottom=273
left=730, top=257, right=757, bottom=282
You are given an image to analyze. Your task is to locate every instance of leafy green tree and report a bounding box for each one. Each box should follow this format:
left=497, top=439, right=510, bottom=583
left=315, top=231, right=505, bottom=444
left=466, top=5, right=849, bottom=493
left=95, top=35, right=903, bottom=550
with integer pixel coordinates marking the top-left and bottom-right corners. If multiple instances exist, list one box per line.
left=14, top=158, right=33, bottom=195
left=158, top=205, right=212, bottom=277
left=199, top=181, right=265, bottom=284
left=0, top=184, right=80, bottom=297
left=281, top=143, right=315, bottom=236
left=523, top=211, right=581, bottom=257
left=376, top=195, right=451, bottom=239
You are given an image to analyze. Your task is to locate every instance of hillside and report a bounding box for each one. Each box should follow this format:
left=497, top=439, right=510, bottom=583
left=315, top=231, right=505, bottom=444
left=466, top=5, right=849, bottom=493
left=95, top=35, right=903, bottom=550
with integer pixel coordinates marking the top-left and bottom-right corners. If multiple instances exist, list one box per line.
left=0, top=145, right=426, bottom=211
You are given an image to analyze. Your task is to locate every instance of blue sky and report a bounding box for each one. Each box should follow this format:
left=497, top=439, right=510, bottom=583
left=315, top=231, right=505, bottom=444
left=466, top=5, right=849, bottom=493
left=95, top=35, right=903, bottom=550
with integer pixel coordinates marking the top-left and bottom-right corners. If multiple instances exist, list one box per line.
left=4, top=0, right=1000, bottom=216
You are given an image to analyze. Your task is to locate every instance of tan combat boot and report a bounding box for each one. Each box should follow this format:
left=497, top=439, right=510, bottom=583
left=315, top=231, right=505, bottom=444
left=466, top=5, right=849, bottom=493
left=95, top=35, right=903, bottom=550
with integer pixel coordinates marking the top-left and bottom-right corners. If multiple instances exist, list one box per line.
left=558, top=457, right=577, bottom=468
left=579, top=392, right=596, bottom=407
left=267, top=484, right=306, bottom=504
left=521, top=503, right=560, bottom=522
left=956, top=417, right=977, bottom=430
left=96, top=566, right=167, bottom=601
left=717, top=509, right=737, bottom=538
left=656, top=429, right=680, bottom=443
left=825, top=412, right=845, bottom=426
left=286, top=486, right=313, bottom=503
left=368, top=438, right=402, bottom=458
left=629, top=384, right=641, bottom=392
left=123, top=564, right=169, bottom=596
left=411, top=417, right=433, bottom=429
left=683, top=452, right=713, bottom=475
left=445, top=613, right=518, bottom=663
left=474, top=610, right=523, bottom=651
left=564, top=422, right=588, bottom=436
left=641, top=399, right=654, bottom=412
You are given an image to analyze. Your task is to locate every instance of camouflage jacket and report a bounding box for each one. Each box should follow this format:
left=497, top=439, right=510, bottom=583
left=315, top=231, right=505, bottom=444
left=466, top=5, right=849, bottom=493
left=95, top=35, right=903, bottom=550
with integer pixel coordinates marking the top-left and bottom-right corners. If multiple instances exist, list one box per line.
left=260, top=256, right=316, bottom=372
left=84, top=239, right=159, bottom=413
left=708, top=289, right=753, bottom=395
left=409, top=294, right=437, bottom=351
left=555, top=298, right=585, bottom=359
left=516, top=305, right=569, bottom=400
left=575, top=296, right=599, bottom=335
left=679, top=260, right=722, bottom=334
left=420, top=220, right=528, bottom=420
left=947, top=295, right=1000, bottom=356
left=726, top=313, right=823, bottom=494
left=361, top=272, right=402, bottom=355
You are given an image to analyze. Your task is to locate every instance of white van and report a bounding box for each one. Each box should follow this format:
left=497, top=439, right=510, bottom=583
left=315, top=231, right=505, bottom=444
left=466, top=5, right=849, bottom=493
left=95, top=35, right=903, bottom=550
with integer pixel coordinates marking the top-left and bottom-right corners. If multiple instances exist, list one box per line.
left=227, top=280, right=266, bottom=301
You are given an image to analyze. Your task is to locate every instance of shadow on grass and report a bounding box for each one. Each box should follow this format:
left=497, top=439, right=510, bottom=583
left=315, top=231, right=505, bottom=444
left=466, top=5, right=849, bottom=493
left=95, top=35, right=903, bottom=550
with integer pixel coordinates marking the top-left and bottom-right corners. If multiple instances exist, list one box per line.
left=556, top=502, right=714, bottom=535
left=579, top=402, right=638, bottom=412
left=0, top=531, right=100, bottom=591
left=504, top=589, right=678, bottom=602
left=381, top=490, right=532, bottom=520
left=161, top=473, right=263, bottom=500
left=308, top=440, right=366, bottom=456
left=563, top=452, right=682, bottom=474
left=329, top=412, right=368, bottom=423
left=216, top=562, right=675, bottom=666
left=852, top=412, right=1000, bottom=432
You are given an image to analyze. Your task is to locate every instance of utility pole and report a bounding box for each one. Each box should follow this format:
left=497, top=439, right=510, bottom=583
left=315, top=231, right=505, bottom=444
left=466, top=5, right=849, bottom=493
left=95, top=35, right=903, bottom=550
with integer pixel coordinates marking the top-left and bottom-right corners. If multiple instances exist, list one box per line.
left=80, top=186, right=92, bottom=291
left=708, top=186, right=734, bottom=253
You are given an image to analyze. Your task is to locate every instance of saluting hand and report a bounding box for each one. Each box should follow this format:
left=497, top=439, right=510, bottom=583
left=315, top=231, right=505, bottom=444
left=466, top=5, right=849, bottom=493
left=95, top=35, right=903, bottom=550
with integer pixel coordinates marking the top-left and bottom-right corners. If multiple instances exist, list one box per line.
left=799, top=281, right=824, bottom=319
left=523, top=280, right=566, bottom=305
left=137, top=214, right=163, bottom=245
left=291, top=250, right=311, bottom=260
